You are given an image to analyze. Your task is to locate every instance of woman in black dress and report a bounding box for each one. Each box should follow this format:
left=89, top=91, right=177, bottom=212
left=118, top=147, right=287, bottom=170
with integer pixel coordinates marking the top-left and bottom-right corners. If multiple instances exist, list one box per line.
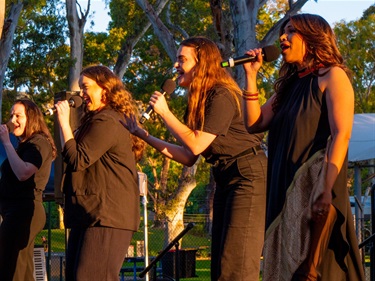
left=242, top=14, right=365, bottom=281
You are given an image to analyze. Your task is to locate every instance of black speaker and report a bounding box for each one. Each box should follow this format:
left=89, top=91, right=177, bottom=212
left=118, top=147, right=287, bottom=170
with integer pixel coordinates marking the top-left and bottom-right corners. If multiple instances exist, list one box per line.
left=53, top=91, right=83, bottom=205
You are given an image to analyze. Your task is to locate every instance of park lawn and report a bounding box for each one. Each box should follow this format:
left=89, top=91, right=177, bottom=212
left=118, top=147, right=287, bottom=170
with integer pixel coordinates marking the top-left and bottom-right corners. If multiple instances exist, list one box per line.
left=36, top=227, right=213, bottom=280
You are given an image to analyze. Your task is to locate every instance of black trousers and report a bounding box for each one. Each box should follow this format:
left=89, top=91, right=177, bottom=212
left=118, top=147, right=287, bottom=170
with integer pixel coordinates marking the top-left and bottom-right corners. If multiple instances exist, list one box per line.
left=65, top=226, right=134, bottom=281
left=0, top=200, right=46, bottom=281
left=211, top=151, right=267, bottom=281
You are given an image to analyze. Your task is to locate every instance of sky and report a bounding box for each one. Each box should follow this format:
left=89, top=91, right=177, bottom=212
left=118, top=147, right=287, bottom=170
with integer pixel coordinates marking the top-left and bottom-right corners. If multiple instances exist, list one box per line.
left=82, top=0, right=375, bottom=33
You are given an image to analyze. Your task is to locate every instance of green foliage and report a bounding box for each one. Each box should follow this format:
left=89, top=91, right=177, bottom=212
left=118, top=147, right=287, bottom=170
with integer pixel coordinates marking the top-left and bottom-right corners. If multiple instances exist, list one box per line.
left=5, top=2, right=374, bottom=250
left=168, top=0, right=215, bottom=39
left=43, top=201, right=60, bottom=229
left=257, top=0, right=287, bottom=41
left=36, top=229, right=66, bottom=252
left=83, top=28, right=127, bottom=68
left=1, top=90, right=18, bottom=124
left=185, top=161, right=211, bottom=214
left=334, top=5, right=375, bottom=113
left=5, top=0, right=70, bottom=109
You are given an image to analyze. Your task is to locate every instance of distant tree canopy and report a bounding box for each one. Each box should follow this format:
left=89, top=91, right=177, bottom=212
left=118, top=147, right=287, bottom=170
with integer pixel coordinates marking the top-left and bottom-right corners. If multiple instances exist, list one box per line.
left=1, top=0, right=374, bottom=243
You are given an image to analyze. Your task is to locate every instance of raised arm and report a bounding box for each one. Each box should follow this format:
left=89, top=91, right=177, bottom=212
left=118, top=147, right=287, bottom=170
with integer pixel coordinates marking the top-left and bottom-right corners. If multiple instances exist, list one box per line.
left=0, top=125, right=37, bottom=181
left=242, top=48, right=275, bottom=133
left=146, top=90, right=217, bottom=155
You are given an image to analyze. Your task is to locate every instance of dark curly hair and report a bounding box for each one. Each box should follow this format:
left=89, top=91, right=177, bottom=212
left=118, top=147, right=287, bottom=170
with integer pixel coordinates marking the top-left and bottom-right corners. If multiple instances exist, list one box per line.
left=80, top=65, right=146, bottom=162
left=273, top=13, right=351, bottom=112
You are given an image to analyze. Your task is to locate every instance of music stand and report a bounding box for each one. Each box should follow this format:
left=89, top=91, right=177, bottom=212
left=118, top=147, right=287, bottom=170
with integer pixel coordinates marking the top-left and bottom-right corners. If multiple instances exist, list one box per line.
left=139, top=222, right=195, bottom=281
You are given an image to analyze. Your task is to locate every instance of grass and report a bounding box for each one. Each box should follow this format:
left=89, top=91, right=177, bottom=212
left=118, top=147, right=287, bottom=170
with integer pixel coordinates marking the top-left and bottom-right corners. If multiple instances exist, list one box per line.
left=36, top=227, right=213, bottom=280
left=36, top=227, right=371, bottom=281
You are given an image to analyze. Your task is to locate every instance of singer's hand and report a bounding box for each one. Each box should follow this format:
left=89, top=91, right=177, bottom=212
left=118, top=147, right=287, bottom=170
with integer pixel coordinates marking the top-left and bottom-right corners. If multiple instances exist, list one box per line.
left=149, top=91, right=170, bottom=118
left=120, top=114, right=148, bottom=139
left=54, top=100, right=71, bottom=128
left=0, top=124, right=10, bottom=144
left=242, top=48, right=263, bottom=75
left=312, top=191, right=332, bottom=222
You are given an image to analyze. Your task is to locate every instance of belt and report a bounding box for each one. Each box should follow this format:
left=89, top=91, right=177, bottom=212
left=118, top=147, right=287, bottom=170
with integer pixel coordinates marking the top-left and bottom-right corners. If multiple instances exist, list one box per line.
left=212, top=145, right=262, bottom=167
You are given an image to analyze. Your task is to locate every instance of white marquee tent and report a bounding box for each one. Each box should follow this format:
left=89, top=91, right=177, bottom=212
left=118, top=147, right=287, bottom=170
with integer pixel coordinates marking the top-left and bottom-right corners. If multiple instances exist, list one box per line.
left=349, top=114, right=375, bottom=239
left=349, top=113, right=375, bottom=162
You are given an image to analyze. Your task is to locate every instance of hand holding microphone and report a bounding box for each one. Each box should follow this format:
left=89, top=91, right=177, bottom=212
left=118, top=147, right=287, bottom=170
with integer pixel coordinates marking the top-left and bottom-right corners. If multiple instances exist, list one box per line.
left=140, top=79, right=177, bottom=124
left=0, top=121, right=14, bottom=144
left=220, top=45, right=280, bottom=68
left=44, top=95, right=83, bottom=116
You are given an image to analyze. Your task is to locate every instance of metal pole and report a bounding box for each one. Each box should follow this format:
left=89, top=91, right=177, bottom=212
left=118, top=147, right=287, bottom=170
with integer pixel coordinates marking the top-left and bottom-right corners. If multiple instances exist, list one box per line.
left=138, top=172, right=149, bottom=281
left=47, top=201, right=52, bottom=281
left=143, top=195, right=149, bottom=281
left=371, top=184, right=375, bottom=281
left=354, top=165, right=363, bottom=242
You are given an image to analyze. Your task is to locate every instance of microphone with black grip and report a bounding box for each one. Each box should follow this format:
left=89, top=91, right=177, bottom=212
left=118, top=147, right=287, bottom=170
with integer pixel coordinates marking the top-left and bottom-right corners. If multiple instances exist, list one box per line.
left=139, top=79, right=176, bottom=124
left=43, top=95, right=83, bottom=116
left=5, top=120, right=14, bottom=132
left=220, top=45, right=280, bottom=68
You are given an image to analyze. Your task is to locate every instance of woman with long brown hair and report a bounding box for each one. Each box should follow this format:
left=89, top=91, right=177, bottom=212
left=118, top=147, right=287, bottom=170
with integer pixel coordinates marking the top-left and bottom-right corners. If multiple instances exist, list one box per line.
left=55, top=65, right=145, bottom=280
left=242, top=14, right=365, bottom=280
left=124, top=36, right=267, bottom=281
left=0, top=99, right=56, bottom=281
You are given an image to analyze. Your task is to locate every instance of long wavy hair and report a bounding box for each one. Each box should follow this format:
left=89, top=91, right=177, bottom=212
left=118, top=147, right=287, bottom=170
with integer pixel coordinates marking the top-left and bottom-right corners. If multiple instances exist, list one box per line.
left=14, top=99, right=57, bottom=159
left=180, top=37, right=242, bottom=131
left=273, top=13, right=351, bottom=112
left=80, top=65, right=145, bottom=162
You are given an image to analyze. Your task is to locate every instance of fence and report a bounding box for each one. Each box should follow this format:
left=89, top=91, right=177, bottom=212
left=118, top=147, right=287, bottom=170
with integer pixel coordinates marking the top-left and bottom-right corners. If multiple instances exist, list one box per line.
left=38, top=201, right=372, bottom=281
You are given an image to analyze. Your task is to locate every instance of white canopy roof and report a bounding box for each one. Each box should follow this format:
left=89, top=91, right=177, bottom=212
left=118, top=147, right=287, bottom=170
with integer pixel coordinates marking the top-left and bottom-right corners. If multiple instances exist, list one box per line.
left=349, top=113, right=375, bottom=162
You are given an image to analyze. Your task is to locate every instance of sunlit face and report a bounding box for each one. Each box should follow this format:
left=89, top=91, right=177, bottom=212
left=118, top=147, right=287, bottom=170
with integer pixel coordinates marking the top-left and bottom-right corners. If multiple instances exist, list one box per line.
left=280, top=21, right=307, bottom=69
left=174, top=46, right=197, bottom=88
left=10, top=103, right=27, bottom=139
left=78, top=75, right=106, bottom=111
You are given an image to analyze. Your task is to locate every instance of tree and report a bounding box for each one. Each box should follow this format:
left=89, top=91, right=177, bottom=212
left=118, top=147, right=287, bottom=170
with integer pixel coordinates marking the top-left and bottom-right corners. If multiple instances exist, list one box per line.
left=65, top=0, right=90, bottom=90
left=0, top=0, right=5, bottom=37
left=0, top=1, right=23, bottom=121
left=1, top=0, right=318, bottom=246
left=131, top=0, right=314, bottom=245
left=334, top=5, right=375, bottom=113
left=6, top=0, right=69, bottom=100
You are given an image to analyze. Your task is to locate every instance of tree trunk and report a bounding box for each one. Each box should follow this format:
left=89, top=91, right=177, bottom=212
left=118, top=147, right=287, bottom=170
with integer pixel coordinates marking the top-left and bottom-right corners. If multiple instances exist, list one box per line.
left=205, top=168, right=216, bottom=236
left=209, top=0, right=232, bottom=59
left=0, top=2, right=23, bottom=120
left=135, top=0, right=177, bottom=61
left=65, top=0, right=89, bottom=90
left=164, top=162, right=200, bottom=247
left=58, top=205, right=65, bottom=230
left=0, top=0, right=5, bottom=39
left=114, top=0, right=169, bottom=78
left=229, top=0, right=310, bottom=87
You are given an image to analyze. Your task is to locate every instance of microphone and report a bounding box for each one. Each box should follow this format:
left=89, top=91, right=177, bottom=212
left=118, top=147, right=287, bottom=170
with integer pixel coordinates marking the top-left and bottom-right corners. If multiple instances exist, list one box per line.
left=220, top=45, right=280, bottom=68
left=44, top=95, right=83, bottom=116
left=5, top=120, right=14, bottom=132
left=139, top=79, right=176, bottom=124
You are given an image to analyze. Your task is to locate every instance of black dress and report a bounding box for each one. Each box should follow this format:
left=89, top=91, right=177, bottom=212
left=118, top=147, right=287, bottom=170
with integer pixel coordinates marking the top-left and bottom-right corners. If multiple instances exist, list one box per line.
left=265, top=73, right=365, bottom=280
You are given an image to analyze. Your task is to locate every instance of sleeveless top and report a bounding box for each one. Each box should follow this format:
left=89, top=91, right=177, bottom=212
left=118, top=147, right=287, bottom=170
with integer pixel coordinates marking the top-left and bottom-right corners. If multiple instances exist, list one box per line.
left=266, top=72, right=365, bottom=280
left=267, top=73, right=330, bottom=228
